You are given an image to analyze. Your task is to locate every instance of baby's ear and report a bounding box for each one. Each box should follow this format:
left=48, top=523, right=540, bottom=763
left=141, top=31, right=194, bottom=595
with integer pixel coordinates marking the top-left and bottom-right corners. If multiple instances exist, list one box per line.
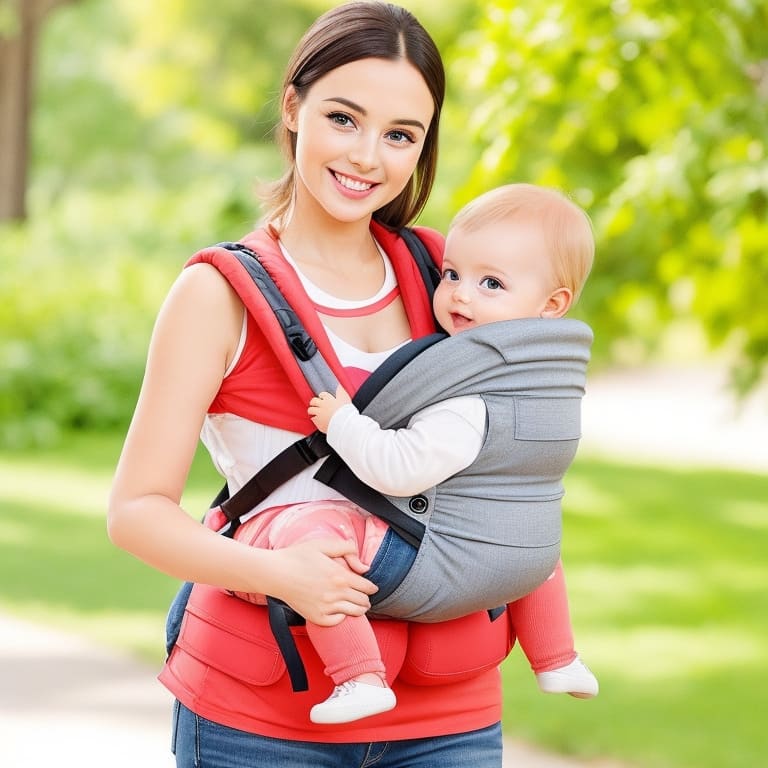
left=540, top=287, right=573, bottom=318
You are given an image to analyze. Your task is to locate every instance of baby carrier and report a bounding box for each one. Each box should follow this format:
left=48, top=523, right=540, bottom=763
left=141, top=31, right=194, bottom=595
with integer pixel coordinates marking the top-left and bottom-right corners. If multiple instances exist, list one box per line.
left=172, top=224, right=593, bottom=691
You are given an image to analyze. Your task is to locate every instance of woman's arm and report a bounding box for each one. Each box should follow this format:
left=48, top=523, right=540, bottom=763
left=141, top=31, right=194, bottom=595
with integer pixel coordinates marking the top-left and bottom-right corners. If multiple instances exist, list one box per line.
left=107, top=264, right=376, bottom=625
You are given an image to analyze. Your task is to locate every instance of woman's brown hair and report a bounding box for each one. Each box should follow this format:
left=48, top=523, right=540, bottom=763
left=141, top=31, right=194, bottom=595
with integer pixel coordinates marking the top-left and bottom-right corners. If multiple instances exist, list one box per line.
left=263, top=1, right=445, bottom=231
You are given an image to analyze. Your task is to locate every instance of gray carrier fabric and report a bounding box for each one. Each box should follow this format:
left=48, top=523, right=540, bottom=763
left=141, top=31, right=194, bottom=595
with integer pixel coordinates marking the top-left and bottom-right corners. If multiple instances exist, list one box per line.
left=360, top=317, right=593, bottom=622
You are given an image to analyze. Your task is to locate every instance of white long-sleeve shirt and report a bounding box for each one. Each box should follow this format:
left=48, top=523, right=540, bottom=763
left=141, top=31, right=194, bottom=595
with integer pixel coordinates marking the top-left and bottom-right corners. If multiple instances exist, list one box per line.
left=325, top=396, right=487, bottom=497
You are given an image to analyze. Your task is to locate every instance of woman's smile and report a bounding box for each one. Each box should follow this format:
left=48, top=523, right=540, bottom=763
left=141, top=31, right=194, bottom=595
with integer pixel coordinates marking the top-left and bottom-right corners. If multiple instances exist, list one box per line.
left=330, top=170, right=378, bottom=196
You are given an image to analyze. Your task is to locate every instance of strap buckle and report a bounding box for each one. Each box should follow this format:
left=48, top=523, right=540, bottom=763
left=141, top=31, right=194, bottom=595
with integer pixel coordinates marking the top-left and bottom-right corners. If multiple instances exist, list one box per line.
left=294, top=431, right=330, bottom=465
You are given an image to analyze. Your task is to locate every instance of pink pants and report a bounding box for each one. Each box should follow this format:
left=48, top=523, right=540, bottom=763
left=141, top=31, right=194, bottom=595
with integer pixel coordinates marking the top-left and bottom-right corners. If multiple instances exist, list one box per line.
left=222, top=500, right=576, bottom=685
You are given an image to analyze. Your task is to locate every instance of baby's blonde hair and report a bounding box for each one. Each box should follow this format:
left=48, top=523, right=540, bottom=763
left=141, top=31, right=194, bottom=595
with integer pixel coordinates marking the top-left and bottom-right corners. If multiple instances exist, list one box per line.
left=450, top=183, right=595, bottom=303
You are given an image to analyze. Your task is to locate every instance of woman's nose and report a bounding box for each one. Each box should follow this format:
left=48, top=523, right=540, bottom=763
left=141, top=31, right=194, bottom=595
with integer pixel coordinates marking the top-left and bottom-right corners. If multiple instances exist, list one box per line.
left=348, top=132, right=379, bottom=171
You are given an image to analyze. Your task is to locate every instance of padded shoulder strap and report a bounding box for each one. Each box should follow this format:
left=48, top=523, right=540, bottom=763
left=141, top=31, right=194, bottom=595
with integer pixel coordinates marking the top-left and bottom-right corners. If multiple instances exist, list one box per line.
left=397, top=226, right=442, bottom=323
left=218, top=242, right=338, bottom=396
left=187, top=239, right=327, bottom=405
left=371, top=221, right=443, bottom=339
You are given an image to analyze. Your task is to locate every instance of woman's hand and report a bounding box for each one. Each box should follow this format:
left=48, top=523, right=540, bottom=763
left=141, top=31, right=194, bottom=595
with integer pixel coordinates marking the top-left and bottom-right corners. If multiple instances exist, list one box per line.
left=308, top=385, right=352, bottom=433
left=268, top=538, right=377, bottom=626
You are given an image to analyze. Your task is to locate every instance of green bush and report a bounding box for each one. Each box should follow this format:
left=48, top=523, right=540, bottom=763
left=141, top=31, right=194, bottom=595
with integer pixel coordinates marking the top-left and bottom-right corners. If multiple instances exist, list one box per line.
left=0, top=163, right=271, bottom=448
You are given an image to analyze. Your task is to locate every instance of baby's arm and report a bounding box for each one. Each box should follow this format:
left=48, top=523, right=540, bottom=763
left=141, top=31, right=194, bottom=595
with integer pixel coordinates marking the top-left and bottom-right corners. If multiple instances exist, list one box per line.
left=308, top=385, right=353, bottom=432
left=310, top=390, right=485, bottom=497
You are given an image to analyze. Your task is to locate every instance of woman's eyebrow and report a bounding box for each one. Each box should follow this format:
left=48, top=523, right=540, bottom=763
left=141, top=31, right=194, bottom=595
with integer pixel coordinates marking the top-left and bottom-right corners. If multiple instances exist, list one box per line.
left=323, top=97, right=426, bottom=132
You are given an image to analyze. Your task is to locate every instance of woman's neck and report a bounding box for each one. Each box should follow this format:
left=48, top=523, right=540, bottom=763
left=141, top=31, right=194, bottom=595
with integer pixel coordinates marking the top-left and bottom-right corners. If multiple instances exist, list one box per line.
left=279, top=207, right=384, bottom=299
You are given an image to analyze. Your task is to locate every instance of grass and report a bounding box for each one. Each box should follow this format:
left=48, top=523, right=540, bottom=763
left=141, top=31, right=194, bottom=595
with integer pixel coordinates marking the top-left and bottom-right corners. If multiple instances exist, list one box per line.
left=501, top=457, right=768, bottom=768
left=0, top=431, right=221, bottom=659
left=1, top=431, right=766, bottom=767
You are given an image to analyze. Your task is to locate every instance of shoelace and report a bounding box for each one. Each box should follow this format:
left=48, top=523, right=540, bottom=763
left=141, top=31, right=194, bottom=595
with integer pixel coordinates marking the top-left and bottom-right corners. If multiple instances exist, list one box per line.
left=329, top=681, right=358, bottom=699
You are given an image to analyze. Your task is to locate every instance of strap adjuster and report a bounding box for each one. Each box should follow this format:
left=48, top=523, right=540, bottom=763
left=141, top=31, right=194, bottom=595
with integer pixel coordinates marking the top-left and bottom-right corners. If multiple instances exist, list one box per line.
left=294, top=432, right=329, bottom=465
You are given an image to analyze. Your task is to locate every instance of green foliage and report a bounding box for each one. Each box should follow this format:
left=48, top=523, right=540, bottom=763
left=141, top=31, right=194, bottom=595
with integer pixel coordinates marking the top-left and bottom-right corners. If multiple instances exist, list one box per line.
left=4, top=0, right=768, bottom=443
left=1, top=433, right=766, bottom=767
left=0, top=0, right=19, bottom=37
left=108, top=0, right=323, bottom=151
left=0, top=0, right=287, bottom=447
left=450, top=1, right=768, bottom=387
left=1, top=213, right=159, bottom=445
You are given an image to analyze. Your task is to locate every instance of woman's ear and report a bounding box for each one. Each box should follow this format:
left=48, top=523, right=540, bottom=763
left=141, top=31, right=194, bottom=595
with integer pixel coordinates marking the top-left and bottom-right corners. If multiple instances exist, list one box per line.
left=540, top=287, right=573, bottom=318
left=282, top=86, right=299, bottom=132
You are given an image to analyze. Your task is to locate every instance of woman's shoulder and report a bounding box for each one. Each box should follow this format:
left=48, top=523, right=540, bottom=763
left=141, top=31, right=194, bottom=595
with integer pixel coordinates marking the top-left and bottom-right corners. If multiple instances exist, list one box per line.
left=160, top=263, right=244, bottom=365
left=175, top=261, right=243, bottom=315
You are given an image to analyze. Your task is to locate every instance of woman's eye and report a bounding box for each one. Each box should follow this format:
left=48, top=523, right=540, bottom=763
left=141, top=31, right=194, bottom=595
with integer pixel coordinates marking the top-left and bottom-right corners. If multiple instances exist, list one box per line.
left=481, top=277, right=504, bottom=290
left=387, top=129, right=416, bottom=144
left=328, top=112, right=354, bottom=127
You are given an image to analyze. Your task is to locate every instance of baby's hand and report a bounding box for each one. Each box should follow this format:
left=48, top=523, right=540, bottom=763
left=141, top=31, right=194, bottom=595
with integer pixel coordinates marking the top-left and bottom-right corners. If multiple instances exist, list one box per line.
left=308, top=385, right=351, bottom=433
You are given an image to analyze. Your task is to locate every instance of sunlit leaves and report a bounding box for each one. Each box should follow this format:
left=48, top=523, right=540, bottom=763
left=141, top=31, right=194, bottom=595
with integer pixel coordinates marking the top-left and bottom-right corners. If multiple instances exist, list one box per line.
left=451, top=0, right=768, bottom=385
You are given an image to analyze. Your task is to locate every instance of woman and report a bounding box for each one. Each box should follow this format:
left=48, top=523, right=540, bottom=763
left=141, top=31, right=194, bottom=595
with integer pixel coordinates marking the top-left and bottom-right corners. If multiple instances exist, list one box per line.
left=108, top=3, right=511, bottom=766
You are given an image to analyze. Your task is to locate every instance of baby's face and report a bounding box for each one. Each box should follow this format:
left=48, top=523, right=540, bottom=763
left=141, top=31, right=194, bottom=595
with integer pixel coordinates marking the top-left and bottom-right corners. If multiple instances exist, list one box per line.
left=434, top=219, right=559, bottom=335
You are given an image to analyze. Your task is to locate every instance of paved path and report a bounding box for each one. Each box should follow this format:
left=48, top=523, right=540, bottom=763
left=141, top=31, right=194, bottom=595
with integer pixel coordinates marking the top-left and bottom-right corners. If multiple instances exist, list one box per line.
left=1, top=364, right=764, bottom=767
left=580, top=364, right=767, bottom=473
left=0, top=614, right=174, bottom=768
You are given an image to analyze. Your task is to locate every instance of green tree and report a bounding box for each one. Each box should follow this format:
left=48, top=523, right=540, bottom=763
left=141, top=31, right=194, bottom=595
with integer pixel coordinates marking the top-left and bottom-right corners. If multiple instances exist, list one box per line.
left=451, top=0, right=768, bottom=390
left=0, top=0, right=79, bottom=221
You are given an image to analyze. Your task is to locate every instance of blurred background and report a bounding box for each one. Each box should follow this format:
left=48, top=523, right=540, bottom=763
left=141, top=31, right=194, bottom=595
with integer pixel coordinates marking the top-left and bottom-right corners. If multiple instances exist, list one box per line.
left=1, top=1, right=766, bottom=767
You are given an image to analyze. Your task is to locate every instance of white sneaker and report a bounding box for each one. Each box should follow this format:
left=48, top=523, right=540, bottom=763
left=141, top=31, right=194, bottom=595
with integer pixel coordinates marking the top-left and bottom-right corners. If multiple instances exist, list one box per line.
left=536, top=655, right=599, bottom=698
left=309, top=680, right=397, bottom=724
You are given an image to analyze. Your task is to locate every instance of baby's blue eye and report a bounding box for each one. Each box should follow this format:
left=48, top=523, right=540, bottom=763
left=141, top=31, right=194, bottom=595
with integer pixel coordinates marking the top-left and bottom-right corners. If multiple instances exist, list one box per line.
left=442, top=269, right=459, bottom=281
left=481, top=277, right=504, bottom=290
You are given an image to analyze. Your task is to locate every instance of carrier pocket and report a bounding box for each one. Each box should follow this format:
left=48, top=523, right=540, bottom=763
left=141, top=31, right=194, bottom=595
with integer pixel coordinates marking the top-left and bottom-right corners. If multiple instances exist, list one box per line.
left=514, top=397, right=581, bottom=441
left=175, top=586, right=287, bottom=686
left=176, top=584, right=411, bottom=688
left=398, top=609, right=513, bottom=686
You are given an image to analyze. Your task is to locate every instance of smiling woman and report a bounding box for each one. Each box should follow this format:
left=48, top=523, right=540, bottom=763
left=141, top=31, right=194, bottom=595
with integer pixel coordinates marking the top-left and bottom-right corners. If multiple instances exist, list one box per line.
left=105, top=2, right=516, bottom=767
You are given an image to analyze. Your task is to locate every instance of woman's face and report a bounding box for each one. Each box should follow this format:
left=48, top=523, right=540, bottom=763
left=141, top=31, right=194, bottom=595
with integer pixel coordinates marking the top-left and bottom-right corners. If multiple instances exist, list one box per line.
left=283, top=57, right=434, bottom=226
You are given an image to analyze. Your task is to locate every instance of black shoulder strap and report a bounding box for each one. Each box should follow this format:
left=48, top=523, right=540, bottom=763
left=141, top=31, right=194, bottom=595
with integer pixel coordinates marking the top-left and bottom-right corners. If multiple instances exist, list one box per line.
left=352, top=331, right=446, bottom=411
left=398, top=226, right=442, bottom=306
left=218, top=241, right=339, bottom=394
left=312, top=331, right=447, bottom=548
left=217, top=432, right=332, bottom=536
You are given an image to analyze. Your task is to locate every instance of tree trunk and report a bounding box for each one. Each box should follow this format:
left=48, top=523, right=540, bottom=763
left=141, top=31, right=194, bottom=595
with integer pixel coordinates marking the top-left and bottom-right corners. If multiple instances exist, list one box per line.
left=0, top=0, right=75, bottom=222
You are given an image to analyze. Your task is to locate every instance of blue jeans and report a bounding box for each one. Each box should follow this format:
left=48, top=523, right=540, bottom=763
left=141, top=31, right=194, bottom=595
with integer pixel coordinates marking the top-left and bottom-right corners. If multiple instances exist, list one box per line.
left=172, top=701, right=503, bottom=768
left=364, top=528, right=417, bottom=606
left=165, top=580, right=194, bottom=656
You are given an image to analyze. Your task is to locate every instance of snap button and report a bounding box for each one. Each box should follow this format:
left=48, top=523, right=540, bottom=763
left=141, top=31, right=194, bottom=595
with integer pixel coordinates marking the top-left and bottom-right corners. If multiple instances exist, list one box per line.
left=408, top=495, right=428, bottom=514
